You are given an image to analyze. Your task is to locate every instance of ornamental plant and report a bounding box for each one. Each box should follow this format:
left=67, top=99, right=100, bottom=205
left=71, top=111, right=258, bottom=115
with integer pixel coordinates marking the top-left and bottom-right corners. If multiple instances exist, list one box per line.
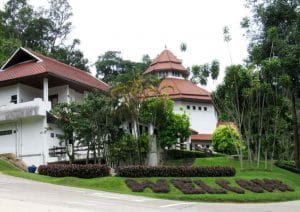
left=212, top=125, right=243, bottom=155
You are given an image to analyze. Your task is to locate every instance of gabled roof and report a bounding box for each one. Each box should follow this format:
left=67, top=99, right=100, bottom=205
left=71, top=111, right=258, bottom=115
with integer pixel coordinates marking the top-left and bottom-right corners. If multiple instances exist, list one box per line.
left=0, top=47, right=109, bottom=91
left=157, top=78, right=211, bottom=103
left=191, top=134, right=212, bottom=141
left=144, top=49, right=188, bottom=76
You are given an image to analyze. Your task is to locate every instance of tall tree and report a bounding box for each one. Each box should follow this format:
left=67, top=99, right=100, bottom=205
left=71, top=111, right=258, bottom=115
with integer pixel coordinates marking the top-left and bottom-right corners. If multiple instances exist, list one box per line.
left=0, top=0, right=89, bottom=71
left=243, top=0, right=300, bottom=168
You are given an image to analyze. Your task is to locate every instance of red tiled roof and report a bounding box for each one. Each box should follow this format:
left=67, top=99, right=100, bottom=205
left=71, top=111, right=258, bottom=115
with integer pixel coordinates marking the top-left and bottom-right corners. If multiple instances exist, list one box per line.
left=157, top=78, right=212, bottom=102
left=144, top=49, right=188, bottom=76
left=0, top=48, right=109, bottom=91
left=191, top=134, right=212, bottom=141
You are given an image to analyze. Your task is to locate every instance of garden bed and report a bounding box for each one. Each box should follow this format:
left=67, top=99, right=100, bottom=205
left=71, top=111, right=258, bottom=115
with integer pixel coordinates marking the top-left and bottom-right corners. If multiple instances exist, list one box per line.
left=0, top=157, right=299, bottom=202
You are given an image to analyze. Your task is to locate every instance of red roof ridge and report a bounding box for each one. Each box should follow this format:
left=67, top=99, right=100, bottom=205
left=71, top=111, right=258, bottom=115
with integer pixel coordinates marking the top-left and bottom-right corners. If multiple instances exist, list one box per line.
left=3, top=59, right=45, bottom=72
left=27, top=49, right=109, bottom=87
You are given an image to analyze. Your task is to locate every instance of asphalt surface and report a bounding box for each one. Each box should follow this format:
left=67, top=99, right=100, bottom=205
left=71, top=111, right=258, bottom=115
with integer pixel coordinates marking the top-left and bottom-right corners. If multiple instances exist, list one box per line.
left=0, top=173, right=300, bottom=212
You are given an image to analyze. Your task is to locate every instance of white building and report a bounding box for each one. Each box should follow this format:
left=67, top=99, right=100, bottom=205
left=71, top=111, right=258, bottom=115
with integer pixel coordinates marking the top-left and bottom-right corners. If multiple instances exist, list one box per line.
left=0, top=48, right=108, bottom=166
left=144, top=49, right=218, bottom=149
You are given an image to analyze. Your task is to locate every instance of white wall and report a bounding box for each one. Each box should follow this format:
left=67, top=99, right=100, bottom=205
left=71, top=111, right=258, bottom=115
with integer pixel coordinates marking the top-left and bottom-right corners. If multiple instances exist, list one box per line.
left=49, top=85, right=68, bottom=103
left=19, top=117, right=45, bottom=166
left=0, top=122, right=17, bottom=155
left=173, top=100, right=218, bottom=134
left=69, top=88, right=84, bottom=103
left=0, top=85, right=17, bottom=106
left=18, top=84, right=42, bottom=103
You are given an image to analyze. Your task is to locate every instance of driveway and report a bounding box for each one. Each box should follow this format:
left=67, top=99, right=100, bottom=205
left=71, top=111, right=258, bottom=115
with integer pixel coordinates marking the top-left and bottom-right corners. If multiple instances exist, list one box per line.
left=0, top=173, right=299, bottom=212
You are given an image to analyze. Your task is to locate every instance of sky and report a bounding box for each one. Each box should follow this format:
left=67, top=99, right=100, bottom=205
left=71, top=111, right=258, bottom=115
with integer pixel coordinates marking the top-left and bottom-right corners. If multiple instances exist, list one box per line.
left=1, top=0, right=250, bottom=91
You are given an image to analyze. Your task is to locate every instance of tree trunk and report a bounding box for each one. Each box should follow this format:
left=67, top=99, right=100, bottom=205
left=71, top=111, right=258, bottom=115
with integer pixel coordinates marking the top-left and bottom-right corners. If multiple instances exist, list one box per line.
left=291, top=93, right=300, bottom=169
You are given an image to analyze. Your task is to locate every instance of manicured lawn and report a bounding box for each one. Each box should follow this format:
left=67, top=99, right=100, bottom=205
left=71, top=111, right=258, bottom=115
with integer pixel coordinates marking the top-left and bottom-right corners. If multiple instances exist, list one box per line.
left=1, top=157, right=299, bottom=202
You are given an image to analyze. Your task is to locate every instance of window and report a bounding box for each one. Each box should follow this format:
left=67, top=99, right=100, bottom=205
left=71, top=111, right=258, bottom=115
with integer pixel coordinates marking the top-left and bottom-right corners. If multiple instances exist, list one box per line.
left=204, top=106, right=207, bottom=111
left=186, top=105, right=190, bottom=110
left=10, top=95, right=17, bottom=104
left=0, top=130, right=12, bottom=136
left=50, top=133, right=55, bottom=138
left=192, top=106, right=196, bottom=110
left=198, top=106, right=202, bottom=110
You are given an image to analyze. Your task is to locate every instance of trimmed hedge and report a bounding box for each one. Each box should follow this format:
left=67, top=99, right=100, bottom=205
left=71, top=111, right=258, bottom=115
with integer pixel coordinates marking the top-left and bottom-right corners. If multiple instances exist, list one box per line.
left=171, top=179, right=205, bottom=194
left=166, top=149, right=214, bottom=159
left=275, top=161, right=300, bottom=174
left=215, top=179, right=245, bottom=194
left=38, top=164, right=110, bottom=178
left=117, top=165, right=236, bottom=177
left=194, top=179, right=226, bottom=194
left=125, top=179, right=170, bottom=193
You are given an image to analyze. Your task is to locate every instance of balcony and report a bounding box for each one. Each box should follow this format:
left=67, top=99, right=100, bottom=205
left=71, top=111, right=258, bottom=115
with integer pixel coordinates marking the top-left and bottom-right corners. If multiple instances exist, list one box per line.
left=0, top=98, right=51, bottom=122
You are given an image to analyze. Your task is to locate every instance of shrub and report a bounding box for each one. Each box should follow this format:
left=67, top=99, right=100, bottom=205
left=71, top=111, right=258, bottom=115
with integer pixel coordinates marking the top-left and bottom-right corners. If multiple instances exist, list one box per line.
left=212, top=125, right=243, bottom=155
left=38, top=164, right=110, bottom=178
left=194, top=180, right=226, bottom=194
left=236, top=179, right=264, bottom=193
left=125, top=179, right=170, bottom=193
left=117, top=166, right=236, bottom=177
left=165, top=149, right=214, bottom=159
left=171, top=179, right=205, bottom=194
left=252, top=179, right=294, bottom=192
left=215, top=179, right=245, bottom=194
left=275, top=161, right=300, bottom=174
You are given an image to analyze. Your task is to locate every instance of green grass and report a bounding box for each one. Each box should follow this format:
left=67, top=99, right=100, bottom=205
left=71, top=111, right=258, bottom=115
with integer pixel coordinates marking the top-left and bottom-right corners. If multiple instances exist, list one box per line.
left=1, top=157, right=300, bottom=202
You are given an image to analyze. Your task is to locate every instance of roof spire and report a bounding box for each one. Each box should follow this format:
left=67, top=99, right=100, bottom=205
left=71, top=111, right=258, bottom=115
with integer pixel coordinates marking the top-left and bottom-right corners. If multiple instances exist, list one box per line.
left=165, top=44, right=167, bottom=49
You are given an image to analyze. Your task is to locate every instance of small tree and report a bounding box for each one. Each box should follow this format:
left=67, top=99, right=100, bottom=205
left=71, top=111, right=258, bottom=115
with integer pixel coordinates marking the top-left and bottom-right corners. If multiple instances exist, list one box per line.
left=51, top=102, right=79, bottom=163
left=212, top=125, right=243, bottom=155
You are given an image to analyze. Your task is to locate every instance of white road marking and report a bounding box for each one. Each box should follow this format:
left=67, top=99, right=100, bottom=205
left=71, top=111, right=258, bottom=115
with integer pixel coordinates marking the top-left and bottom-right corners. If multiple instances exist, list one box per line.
left=160, top=202, right=196, bottom=208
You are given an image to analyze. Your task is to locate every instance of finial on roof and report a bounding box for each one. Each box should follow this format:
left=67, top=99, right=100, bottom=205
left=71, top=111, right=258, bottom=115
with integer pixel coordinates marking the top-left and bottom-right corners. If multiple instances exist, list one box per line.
left=165, top=44, right=167, bottom=49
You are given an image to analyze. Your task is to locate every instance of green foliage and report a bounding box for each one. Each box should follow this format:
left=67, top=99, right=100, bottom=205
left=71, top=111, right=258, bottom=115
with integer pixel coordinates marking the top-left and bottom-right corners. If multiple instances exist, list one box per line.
left=243, top=0, right=300, bottom=168
left=109, top=133, right=149, bottom=165
left=212, top=126, right=243, bottom=155
left=139, top=97, right=191, bottom=148
left=0, top=0, right=89, bottom=71
left=95, top=51, right=150, bottom=84
left=191, top=59, right=220, bottom=85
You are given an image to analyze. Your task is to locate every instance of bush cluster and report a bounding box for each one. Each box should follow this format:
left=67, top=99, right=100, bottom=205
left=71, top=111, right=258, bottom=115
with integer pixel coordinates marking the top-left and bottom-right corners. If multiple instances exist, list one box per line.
left=117, top=166, right=236, bottom=177
left=275, top=161, right=300, bottom=174
left=215, top=179, right=245, bottom=194
left=236, top=179, right=294, bottom=193
left=166, top=149, right=212, bottom=159
left=194, top=180, right=226, bottom=194
left=171, top=179, right=205, bottom=194
left=38, top=164, right=110, bottom=178
left=235, top=179, right=265, bottom=193
left=125, top=179, right=170, bottom=193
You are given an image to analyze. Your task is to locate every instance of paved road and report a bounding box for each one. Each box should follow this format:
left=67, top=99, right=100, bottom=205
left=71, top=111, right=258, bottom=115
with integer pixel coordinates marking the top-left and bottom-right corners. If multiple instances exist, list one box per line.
left=0, top=173, right=300, bottom=212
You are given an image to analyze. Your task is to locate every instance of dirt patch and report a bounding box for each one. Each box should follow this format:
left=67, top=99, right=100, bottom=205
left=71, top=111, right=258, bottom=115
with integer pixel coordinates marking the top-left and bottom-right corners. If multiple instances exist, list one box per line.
left=0, top=153, right=27, bottom=171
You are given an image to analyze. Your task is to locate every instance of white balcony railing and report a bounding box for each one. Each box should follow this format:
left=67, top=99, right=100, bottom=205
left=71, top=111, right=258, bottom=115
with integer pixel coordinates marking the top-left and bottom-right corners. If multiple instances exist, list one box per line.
left=0, top=98, right=51, bottom=122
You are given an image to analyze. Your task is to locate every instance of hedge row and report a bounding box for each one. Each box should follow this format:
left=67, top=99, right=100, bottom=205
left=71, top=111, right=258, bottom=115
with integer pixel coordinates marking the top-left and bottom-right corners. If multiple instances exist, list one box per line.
left=38, top=164, right=110, bottom=178
left=275, top=161, right=300, bottom=174
left=236, top=179, right=294, bottom=193
left=171, top=179, right=204, bottom=194
left=166, top=149, right=218, bottom=159
left=125, top=179, right=170, bottom=193
left=215, top=179, right=245, bottom=194
left=117, top=166, right=236, bottom=177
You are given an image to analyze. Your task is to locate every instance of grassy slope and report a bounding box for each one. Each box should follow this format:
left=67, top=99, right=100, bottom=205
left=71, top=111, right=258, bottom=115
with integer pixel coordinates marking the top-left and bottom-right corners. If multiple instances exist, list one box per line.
left=1, top=157, right=299, bottom=202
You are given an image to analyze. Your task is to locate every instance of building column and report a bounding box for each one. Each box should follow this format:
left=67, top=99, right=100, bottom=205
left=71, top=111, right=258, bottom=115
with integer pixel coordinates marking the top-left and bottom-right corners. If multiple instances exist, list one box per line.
left=43, top=78, right=49, bottom=102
